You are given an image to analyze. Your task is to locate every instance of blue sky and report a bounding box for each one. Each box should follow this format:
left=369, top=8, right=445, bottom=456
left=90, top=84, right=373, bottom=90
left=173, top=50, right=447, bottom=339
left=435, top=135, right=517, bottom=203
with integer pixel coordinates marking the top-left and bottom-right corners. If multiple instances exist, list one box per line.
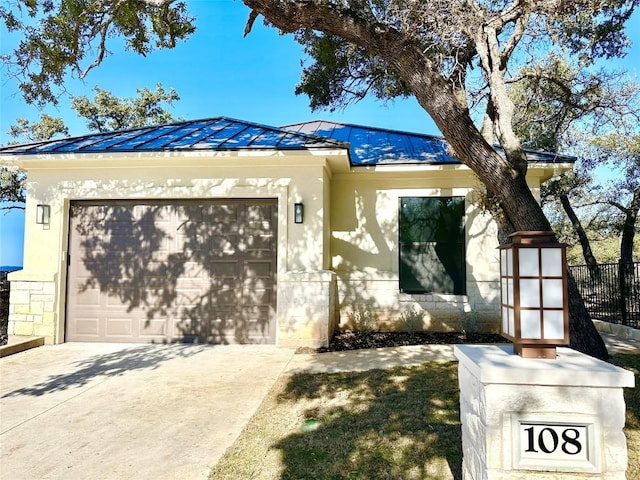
left=1, top=1, right=639, bottom=266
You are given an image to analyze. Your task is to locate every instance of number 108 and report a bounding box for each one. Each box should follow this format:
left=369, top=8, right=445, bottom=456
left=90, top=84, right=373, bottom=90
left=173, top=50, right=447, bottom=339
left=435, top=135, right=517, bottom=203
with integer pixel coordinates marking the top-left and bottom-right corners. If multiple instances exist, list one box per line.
left=523, top=424, right=583, bottom=456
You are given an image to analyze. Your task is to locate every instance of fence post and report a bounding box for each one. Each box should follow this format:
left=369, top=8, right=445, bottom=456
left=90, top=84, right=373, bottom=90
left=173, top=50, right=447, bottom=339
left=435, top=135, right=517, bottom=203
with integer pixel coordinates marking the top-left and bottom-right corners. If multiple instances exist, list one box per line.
left=618, top=261, right=631, bottom=326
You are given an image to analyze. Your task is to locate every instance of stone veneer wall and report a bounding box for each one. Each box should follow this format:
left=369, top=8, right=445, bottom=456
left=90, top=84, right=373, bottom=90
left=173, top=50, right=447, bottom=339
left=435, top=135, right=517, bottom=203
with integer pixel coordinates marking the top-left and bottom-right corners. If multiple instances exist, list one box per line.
left=455, top=345, right=633, bottom=480
left=8, top=281, right=57, bottom=343
left=337, top=276, right=501, bottom=333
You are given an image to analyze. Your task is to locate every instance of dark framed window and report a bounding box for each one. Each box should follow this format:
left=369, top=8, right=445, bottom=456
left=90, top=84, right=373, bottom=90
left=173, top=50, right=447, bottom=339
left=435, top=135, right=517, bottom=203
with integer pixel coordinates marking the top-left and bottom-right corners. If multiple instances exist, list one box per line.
left=399, top=197, right=466, bottom=294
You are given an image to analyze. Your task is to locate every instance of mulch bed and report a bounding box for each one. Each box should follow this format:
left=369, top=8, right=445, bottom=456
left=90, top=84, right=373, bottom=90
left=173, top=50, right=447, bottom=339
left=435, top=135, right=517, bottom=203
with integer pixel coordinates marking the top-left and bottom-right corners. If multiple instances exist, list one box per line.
left=300, top=330, right=508, bottom=353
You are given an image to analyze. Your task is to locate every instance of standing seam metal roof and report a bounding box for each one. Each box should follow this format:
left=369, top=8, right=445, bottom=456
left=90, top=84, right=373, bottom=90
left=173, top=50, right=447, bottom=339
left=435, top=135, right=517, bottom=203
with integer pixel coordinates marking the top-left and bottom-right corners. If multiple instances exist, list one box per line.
left=283, top=120, right=576, bottom=166
left=0, top=117, right=345, bottom=155
left=0, top=116, right=575, bottom=166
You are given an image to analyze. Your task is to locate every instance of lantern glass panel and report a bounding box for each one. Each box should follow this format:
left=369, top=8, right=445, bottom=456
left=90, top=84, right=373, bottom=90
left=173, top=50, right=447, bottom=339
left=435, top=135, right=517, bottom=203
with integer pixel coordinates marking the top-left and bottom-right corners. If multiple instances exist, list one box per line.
left=506, top=278, right=514, bottom=307
left=506, top=249, right=513, bottom=276
left=520, top=278, right=541, bottom=308
left=501, top=249, right=507, bottom=276
left=508, top=307, right=515, bottom=336
left=541, top=248, right=563, bottom=276
left=501, top=279, right=507, bottom=306
left=506, top=307, right=516, bottom=337
left=542, top=278, right=564, bottom=308
left=543, top=310, right=565, bottom=339
left=502, top=306, right=509, bottom=332
left=519, top=248, right=540, bottom=276
left=521, top=310, right=542, bottom=339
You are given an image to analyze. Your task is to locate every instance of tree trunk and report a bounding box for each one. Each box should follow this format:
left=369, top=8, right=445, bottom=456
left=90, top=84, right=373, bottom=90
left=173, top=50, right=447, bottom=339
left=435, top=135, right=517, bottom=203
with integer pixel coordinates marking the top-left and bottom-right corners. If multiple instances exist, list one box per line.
left=390, top=74, right=609, bottom=359
left=559, top=194, right=599, bottom=275
left=243, top=0, right=609, bottom=360
left=619, top=187, right=640, bottom=263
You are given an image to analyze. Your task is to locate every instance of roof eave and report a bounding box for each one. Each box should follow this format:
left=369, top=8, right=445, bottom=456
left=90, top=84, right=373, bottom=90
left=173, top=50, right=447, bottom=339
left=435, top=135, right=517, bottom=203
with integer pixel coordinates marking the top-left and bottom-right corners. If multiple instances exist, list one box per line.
left=0, top=146, right=351, bottom=170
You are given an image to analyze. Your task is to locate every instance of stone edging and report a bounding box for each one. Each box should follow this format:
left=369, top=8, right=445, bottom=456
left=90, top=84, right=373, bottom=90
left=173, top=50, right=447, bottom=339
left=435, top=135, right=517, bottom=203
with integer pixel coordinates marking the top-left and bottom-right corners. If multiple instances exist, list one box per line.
left=593, top=319, right=640, bottom=341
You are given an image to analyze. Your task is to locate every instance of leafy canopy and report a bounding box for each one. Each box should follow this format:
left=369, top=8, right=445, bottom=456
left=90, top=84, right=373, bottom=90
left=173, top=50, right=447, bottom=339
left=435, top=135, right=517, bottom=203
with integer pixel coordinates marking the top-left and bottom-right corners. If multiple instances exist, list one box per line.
left=1, top=0, right=195, bottom=106
left=1, top=83, right=181, bottom=208
left=70, top=84, right=180, bottom=132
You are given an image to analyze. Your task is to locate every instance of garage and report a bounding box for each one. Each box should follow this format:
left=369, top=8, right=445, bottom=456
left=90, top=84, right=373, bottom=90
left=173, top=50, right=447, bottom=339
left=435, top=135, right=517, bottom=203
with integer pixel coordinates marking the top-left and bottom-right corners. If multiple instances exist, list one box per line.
left=65, top=199, right=277, bottom=344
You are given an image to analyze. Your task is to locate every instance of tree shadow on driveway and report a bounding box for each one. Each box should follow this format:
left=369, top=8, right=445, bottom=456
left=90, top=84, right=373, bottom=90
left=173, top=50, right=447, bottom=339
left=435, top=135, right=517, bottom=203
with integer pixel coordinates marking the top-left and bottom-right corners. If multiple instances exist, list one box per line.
left=1, top=344, right=209, bottom=398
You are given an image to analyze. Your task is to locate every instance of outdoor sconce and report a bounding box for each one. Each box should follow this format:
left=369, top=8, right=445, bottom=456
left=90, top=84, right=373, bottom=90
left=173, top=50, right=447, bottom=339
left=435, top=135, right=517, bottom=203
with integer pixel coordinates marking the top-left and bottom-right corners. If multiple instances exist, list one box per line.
left=294, top=202, right=304, bottom=224
left=36, top=204, right=51, bottom=225
left=499, top=231, right=569, bottom=359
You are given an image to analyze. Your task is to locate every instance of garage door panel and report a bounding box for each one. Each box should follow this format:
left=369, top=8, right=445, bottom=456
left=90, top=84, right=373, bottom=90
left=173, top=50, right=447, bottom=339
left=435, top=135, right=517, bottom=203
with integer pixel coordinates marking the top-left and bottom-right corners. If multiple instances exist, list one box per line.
left=244, top=260, right=275, bottom=277
left=136, top=318, right=168, bottom=337
left=209, top=288, right=239, bottom=306
left=74, top=289, right=102, bottom=306
left=242, top=288, right=273, bottom=306
left=67, top=199, right=277, bottom=344
left=205, top=261, right=239, bottom=277
left=208, top=235, right=238, bottom=252
left=243, top=234, right=273, bottom=249
left=105, top=318, right=134, bottom=336
left=73, top=317, right=100, bottom=336
left=203, top=204, right=240, bottom=223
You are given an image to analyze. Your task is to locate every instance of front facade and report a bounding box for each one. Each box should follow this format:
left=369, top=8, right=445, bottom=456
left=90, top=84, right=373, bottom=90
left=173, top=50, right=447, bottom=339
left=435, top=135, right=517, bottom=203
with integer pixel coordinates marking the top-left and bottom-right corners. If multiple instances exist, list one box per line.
left=0, top=118, right=573, bottom=347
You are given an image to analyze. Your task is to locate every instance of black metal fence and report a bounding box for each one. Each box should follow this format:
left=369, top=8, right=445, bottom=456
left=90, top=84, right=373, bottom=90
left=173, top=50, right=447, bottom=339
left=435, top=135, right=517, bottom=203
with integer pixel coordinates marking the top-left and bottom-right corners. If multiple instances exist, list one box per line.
left=570, top=262, right=640, bottom=329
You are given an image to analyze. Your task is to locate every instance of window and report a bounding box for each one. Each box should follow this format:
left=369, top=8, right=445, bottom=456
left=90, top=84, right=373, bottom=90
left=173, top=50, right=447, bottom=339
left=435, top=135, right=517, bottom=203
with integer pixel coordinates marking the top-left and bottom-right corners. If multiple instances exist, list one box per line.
left=399, top=197, right=466, bottom=294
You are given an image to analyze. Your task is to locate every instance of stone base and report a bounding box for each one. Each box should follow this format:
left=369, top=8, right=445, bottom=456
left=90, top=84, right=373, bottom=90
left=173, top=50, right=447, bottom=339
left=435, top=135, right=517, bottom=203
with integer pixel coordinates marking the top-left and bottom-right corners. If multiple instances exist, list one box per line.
left=454, top=345, right=635, bottom=480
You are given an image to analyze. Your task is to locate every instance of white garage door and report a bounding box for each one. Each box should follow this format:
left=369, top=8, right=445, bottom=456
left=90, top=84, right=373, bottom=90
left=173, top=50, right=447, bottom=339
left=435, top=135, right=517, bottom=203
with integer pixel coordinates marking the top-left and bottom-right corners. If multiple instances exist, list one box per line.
left=66, top=199, right=277, bottom=344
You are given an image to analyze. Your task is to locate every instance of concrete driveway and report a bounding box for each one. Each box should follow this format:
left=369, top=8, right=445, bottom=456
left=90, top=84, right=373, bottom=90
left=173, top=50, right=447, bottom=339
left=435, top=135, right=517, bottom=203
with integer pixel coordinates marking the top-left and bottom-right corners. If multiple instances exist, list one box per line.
left=0, top=343, right=296, bottom=480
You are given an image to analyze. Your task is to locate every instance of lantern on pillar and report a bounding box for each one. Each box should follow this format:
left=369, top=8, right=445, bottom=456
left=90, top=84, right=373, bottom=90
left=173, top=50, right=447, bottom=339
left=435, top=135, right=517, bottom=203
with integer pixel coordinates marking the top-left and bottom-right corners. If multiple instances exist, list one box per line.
left=499, top=231, right=569, bottom=359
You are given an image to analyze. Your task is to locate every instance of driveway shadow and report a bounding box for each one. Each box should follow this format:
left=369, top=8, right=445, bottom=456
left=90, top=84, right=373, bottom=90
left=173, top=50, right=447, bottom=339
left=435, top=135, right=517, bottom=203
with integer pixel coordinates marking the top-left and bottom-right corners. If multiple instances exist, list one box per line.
left=2, top=344, right=209, bottom=398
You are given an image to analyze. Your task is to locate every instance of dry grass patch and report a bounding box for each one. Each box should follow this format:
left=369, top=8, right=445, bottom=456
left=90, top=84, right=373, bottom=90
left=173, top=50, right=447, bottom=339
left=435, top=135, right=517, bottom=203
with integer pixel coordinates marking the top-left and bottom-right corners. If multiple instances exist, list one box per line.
left=211, top=356, right=640, bottom=480
left=210, top=362, right=461, bottom=480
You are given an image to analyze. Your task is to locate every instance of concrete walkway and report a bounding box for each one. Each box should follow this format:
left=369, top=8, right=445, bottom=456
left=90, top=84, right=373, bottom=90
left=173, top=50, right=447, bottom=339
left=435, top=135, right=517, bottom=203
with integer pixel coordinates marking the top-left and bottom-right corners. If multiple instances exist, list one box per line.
left=1, top=334, right=638, bottom=480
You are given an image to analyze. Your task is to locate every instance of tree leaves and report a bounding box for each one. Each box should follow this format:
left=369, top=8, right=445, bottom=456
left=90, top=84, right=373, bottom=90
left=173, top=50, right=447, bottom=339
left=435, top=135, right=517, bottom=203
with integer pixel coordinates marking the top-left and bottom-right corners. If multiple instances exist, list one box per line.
left=1, top=0, right=195, bottom=106
left=294, top=30, right=411, bottom=111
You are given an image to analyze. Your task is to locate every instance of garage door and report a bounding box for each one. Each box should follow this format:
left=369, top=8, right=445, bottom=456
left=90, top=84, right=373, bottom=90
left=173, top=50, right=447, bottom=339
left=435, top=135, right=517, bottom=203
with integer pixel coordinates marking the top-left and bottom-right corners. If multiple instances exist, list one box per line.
left=66, top=199, right=277, bottom=344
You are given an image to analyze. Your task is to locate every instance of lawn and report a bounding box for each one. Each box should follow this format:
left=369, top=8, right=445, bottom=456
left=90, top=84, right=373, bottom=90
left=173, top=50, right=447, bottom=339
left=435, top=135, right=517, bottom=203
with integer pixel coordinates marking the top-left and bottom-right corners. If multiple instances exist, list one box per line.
left=210, top=356, right=640, bottom=480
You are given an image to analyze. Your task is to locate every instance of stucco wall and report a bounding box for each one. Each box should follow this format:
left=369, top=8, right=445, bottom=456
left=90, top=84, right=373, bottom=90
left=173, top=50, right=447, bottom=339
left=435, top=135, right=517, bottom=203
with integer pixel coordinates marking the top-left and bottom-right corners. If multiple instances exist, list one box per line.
left=8, top=152, right=340, bottom=345
left=330, top=167, right=543, bottom=333
left=7, top=150, right=553, bottom=344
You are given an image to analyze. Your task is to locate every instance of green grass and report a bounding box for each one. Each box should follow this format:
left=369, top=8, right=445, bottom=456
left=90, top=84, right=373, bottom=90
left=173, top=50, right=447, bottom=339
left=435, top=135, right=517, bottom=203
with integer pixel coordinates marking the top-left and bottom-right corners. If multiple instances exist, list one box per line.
left=210, top=357, right=640, bottom=480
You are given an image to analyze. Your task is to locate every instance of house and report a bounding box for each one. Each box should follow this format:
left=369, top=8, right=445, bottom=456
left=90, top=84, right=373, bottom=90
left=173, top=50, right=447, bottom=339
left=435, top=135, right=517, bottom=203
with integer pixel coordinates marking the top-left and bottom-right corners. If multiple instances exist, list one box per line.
left=0, top=117, right=574, bottom=347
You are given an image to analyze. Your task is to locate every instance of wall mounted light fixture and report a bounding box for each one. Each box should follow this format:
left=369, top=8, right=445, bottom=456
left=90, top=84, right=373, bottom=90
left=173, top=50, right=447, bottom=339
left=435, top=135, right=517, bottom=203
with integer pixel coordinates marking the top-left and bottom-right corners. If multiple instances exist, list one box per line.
left=36, top=204, right=51, bottom=225
left=294, top=202, right=304, bottom=224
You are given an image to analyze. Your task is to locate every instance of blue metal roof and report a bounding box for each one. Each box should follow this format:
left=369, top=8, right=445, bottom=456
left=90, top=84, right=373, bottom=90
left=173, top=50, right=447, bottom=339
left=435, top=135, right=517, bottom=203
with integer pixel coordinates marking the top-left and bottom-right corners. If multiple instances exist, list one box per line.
left=283, top=120, right=456, bottom=165
left=0, top=116, right=575, bottom=166
left=283, top=120, right=576, bottom=166
left=0, top=117, right=344, bottom=155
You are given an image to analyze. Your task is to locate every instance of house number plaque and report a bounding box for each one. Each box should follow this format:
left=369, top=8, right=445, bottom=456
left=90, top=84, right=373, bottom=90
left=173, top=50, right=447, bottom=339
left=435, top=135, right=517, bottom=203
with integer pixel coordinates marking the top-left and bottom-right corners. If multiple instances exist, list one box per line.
left=512, top=415, right=600, bottom=472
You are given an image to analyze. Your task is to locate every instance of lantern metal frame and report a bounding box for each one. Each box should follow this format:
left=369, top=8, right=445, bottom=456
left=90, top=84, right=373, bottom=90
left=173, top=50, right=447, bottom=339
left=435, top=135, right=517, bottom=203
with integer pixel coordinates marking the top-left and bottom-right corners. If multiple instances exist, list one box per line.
left=499, top=231, right=569, bottom=359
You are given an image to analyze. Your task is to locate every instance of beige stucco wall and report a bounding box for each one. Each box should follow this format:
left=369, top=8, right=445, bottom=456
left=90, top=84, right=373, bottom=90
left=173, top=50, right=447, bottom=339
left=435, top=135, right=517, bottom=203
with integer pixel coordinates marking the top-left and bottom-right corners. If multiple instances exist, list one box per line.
left=330, top=166, right=548, bottom=333
left=5, top=147, right=566, bottom=345
left=7, top=150, right=344, bottom=345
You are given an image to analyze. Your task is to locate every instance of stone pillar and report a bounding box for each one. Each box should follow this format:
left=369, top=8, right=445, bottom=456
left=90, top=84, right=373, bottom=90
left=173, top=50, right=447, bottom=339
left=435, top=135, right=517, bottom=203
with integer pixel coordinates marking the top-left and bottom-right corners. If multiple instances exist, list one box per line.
left=455, top=345, right=635, bottom=480
left=8, top=280, right=57, bottom=343
left=277, top=270, right=338, bottom=348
